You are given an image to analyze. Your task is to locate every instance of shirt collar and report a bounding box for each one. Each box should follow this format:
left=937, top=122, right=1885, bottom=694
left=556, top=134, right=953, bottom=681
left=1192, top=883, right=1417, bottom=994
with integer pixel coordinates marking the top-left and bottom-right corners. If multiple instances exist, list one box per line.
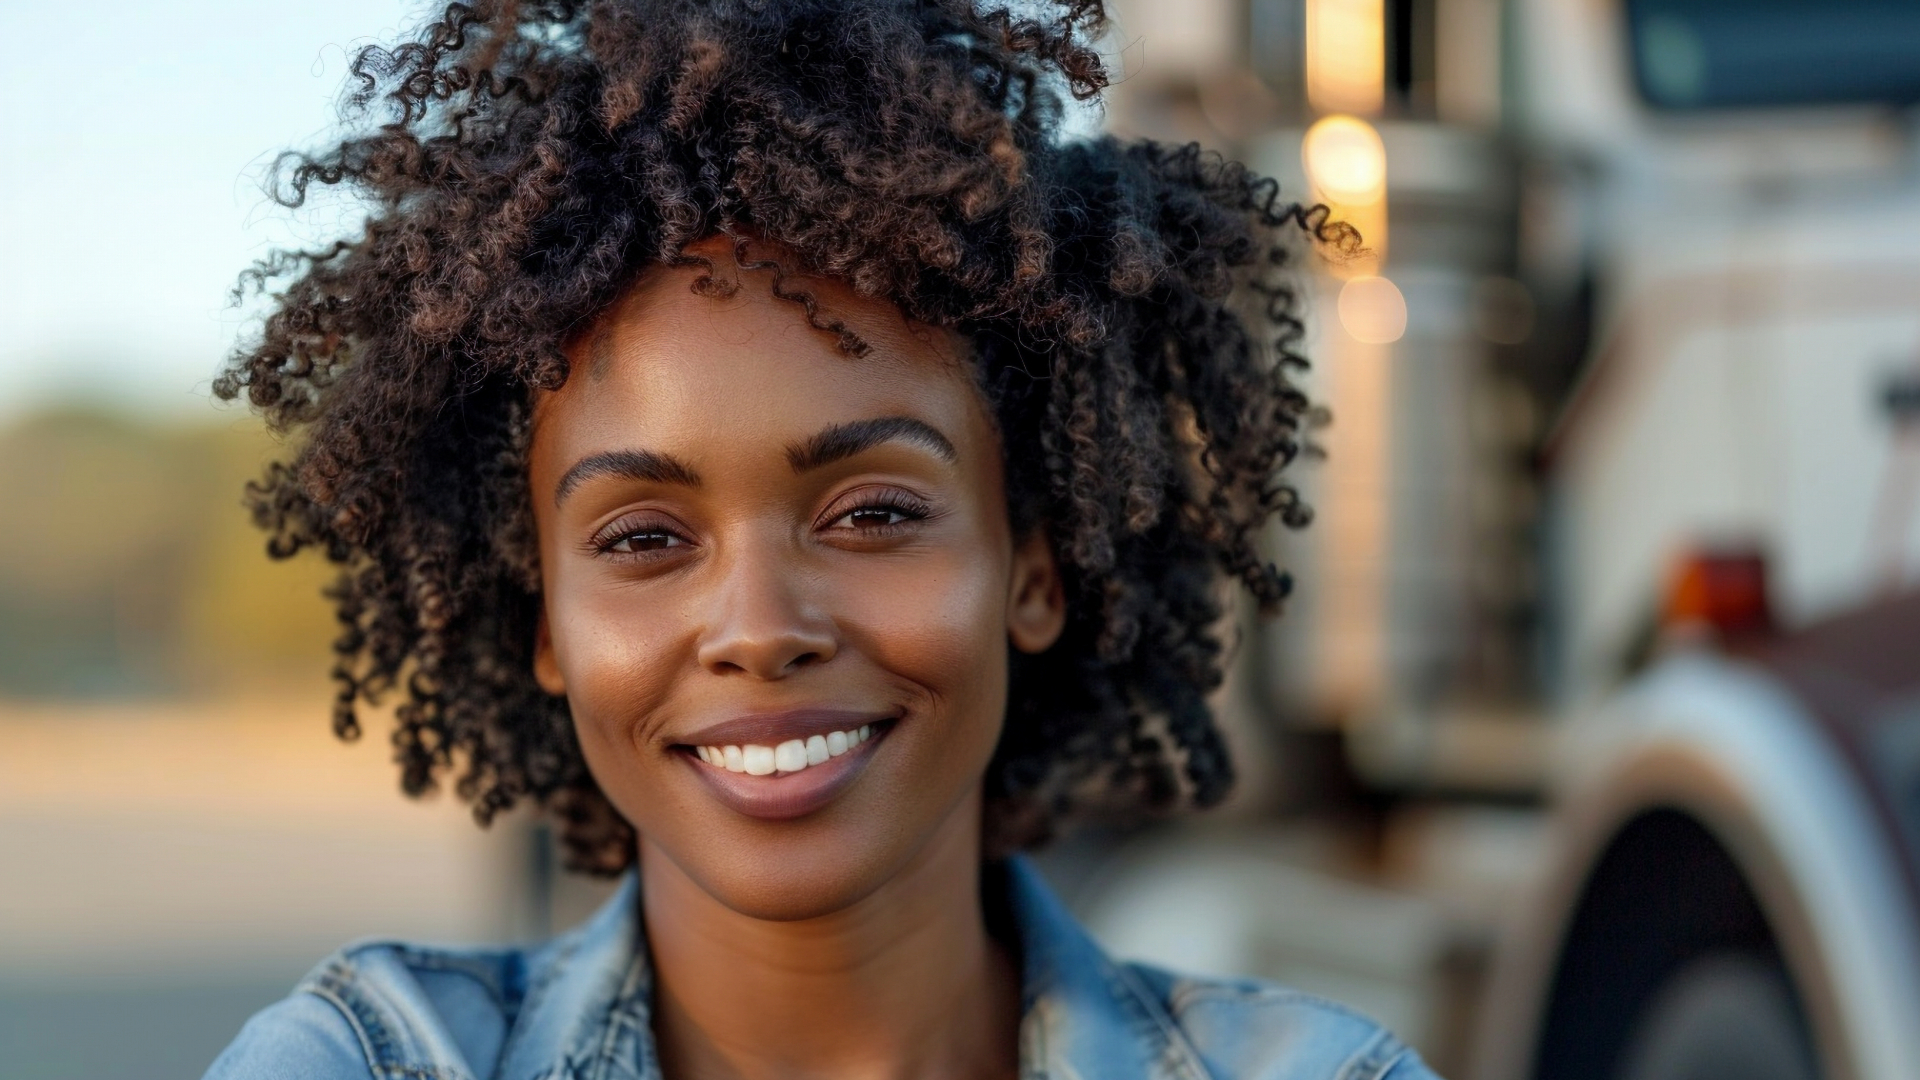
left=500, top=856, right=1215, bottom=1080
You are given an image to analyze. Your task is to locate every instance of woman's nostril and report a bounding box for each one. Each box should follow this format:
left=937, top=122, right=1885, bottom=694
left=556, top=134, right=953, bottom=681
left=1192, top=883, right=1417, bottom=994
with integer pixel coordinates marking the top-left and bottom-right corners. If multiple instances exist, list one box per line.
left=697, top=632, right=836, bottom=678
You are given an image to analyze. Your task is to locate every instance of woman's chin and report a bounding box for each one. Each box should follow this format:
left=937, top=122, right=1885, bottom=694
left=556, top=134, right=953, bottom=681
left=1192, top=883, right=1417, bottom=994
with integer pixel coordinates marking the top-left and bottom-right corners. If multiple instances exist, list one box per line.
left=651, top=836, right=905, bottom=923
left=636, top=781, right=983, bottom=925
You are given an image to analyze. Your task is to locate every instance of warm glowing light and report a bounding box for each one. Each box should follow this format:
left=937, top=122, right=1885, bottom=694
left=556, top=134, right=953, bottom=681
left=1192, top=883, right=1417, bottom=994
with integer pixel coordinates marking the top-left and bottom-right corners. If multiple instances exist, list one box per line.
left=1306, top=0, right=1385, bottom=116
left=1337, top=275, right=1407, bottom=344
left=1304, top=116, right=1388, bottom=277
left=1303, top=115, right=1387, bottom=204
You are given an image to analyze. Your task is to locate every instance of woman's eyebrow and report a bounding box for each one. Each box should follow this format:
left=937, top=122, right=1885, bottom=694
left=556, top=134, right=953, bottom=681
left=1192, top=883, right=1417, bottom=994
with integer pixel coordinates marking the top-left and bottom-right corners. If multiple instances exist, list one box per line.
left=786, top=417, right=957, bottom=473
left=554, top=448, right=702, bottom=505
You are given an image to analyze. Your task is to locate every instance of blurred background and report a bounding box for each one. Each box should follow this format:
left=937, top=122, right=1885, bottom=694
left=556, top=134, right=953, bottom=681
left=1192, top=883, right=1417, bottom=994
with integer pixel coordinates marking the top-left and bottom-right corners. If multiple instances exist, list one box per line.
left=4, top=1, right=1919, bottom=1078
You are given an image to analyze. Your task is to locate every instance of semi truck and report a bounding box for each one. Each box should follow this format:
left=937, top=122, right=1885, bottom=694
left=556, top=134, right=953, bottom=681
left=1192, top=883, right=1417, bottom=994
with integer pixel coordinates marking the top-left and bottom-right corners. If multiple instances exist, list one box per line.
left=1065, top=2, right=1920, bottom=1076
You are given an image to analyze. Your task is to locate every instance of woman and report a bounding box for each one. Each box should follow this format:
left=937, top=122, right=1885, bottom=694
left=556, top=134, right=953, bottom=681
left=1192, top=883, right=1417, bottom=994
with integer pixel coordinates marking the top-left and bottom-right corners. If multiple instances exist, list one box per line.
left=206, top=1, right=1432, bottom=1077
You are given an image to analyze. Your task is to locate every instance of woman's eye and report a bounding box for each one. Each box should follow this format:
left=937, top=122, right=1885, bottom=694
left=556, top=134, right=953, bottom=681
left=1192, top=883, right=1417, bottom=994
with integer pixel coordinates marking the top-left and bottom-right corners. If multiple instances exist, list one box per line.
left=826, top=495, right=930, bottom=533
left=842, top=506, right=913, bottom=528
left=600, top=528, right=686, bottom=555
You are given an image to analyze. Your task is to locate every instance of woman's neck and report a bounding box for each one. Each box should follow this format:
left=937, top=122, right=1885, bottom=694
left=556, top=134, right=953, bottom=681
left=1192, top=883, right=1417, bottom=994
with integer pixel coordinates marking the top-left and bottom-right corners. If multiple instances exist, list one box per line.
left=638, top=796, right=1021, bottom=1080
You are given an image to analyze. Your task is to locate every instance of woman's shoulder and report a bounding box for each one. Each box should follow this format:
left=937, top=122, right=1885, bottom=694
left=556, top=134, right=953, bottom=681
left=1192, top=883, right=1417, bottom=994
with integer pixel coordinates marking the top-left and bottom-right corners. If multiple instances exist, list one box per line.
left=202, top=984, right=379, bottom=1080
left=1120, top=961, right=1443, bottom=1080
left=205, top=876, right=642, bottom=1080
left=202, top=936, right=537, bottom=1080
left=202, top=914, right=621, bottom=1080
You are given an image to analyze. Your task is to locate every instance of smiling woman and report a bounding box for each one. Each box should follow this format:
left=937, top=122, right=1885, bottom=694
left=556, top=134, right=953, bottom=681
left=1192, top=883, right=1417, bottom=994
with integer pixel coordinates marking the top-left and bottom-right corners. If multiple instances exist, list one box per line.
left=202, top=2, right=1431, bottom=1078
left=528, top=246, right=1067, bottom=929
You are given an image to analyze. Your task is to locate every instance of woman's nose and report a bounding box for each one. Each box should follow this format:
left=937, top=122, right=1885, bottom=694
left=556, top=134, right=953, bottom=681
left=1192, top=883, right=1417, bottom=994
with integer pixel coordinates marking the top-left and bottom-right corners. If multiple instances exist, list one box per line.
left=694, top=545, right=838, bottom=679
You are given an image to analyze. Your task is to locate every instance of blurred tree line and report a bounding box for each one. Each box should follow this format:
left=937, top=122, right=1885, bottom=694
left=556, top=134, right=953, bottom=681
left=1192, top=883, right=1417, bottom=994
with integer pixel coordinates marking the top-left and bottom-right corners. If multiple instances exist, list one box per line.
left=0, top=409, right=336, bottom=700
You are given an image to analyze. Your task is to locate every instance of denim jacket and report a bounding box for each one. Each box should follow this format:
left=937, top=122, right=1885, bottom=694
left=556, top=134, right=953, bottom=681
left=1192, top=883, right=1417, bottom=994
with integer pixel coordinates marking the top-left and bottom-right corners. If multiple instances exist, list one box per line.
left=206, top=857, right=1438, bottom=1080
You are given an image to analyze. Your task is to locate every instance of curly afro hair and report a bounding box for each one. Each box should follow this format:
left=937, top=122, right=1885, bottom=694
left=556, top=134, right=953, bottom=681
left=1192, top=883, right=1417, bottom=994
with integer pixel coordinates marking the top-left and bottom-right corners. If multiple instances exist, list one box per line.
left=217, top=0, right=1338, bottom=874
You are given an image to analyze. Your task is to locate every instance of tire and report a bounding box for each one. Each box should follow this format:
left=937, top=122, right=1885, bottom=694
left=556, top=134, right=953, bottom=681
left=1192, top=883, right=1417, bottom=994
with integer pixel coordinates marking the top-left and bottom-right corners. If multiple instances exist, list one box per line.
left=1614, top=953, right=1820, bottom=1080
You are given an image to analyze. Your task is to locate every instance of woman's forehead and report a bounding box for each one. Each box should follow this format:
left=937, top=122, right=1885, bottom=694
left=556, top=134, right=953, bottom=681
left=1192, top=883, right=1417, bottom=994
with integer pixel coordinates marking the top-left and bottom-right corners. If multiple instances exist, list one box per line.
left=578, top=251, right=968, bottom=380
left=531, top=255, right=989, bottom=467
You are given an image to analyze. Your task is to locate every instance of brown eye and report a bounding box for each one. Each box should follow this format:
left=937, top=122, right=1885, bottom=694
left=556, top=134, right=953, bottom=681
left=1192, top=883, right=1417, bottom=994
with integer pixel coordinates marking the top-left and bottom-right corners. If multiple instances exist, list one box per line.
left=607, top=529, right=685, bottom=553
left=824, top=491, right=931, bottom=533
left=842, top=507, right=912, bottom=529
left=591, top=515, right=694, bottom=558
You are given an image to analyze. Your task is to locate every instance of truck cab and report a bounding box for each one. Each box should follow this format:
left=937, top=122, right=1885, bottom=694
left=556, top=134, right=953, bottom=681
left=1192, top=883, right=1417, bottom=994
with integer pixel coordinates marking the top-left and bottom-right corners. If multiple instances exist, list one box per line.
left=1074, top=2, right=1920, bottom=1076
left=1476, top=4, right=1920, bottom=1077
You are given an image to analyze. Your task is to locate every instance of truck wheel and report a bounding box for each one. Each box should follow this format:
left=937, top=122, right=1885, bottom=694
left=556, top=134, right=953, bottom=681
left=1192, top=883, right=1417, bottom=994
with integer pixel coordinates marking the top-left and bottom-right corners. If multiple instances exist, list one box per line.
left=1615, top=953, right=1818, bottom=1080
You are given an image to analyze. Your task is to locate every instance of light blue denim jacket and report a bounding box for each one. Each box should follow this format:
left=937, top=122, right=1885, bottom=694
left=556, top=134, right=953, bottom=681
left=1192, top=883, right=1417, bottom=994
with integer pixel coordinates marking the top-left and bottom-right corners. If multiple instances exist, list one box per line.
left=206, top=857, right=1438, bottom=1080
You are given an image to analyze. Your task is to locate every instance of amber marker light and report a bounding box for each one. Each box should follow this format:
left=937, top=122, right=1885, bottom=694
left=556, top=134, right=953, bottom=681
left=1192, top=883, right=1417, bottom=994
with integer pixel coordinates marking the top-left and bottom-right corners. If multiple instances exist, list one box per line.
left=1662, top=549, right=1774, bottom=640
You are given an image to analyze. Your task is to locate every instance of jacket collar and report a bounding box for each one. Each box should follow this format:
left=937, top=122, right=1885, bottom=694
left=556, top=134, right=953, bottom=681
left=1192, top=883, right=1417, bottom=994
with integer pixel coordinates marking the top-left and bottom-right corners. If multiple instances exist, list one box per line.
left=1003, top=857, right=1216, bottom=1080
left=497, top=872, right=656, bottom=1080
left=499, top=856, right=1215, bottom=1080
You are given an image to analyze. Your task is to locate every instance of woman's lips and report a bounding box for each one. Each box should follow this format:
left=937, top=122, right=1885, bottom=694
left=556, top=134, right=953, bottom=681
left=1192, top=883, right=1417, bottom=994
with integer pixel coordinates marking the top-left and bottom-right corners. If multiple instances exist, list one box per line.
left=675, top=710, right=896, bottom=821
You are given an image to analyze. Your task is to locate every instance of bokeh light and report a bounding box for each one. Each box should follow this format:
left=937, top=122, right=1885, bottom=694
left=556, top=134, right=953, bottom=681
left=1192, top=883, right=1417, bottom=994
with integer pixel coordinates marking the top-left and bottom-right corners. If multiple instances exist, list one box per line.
left=1337, top=275, right=1407, bottom=344
left=1303, top=114, right=1388, bottom=205
left=1305, top=0, right=1385, bottom=116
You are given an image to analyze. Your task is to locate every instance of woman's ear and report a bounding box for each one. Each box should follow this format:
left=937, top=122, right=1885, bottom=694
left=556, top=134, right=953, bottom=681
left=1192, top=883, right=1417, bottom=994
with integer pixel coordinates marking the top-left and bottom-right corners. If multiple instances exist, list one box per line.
left=533, top=605, right=567, bottom=695
left=1006, top=530, right=1067, bottom=654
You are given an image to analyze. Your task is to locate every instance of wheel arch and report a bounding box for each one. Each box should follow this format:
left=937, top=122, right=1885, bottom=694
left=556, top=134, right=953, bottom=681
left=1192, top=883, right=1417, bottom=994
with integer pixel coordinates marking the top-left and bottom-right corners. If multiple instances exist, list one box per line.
left=1529, top=806, right=1817, bottom=1080
left=1472, top=654, right=1919, bottom=1080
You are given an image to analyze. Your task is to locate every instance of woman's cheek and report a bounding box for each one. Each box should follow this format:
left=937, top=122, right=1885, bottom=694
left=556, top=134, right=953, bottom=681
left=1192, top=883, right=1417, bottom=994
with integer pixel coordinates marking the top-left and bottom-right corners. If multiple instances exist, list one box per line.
left=840, top=546, right=1009, bottom=729
left=560, top=579, right=687, bottom=758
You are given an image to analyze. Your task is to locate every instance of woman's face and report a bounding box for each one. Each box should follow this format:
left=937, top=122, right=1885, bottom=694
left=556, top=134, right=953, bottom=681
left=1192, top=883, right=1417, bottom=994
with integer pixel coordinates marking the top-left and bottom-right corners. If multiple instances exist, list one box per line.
left=528, top=245, right=1064, bottom=920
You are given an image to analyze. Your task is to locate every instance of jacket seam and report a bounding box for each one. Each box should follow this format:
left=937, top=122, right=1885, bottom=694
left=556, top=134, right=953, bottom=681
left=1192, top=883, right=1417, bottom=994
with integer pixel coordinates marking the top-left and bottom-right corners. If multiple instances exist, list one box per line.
left=306, top=976, right=467, bottom=1078
left=307, top=956, right=480, bottom=1080
left=1110, top=962, right=1217, bottom=1080
left=1168, top=982, right=1395, bottom=1028
left=1336, top=1028, right=1410, bottom=1080
left=300, top=980, right=385, bottom=1077
left=382, top=947, right=519, bottom=1016
left=584, top=953, right=654, bottom=1080
left=1165, top=979, right=1420, bottom=1080
left=493, top=934, right=586, bottom=1074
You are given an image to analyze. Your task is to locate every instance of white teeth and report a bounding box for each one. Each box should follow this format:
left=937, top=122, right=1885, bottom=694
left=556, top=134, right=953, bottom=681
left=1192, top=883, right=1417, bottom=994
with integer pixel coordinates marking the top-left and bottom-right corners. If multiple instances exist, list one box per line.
left=695, top=725, right=878, bottom=775
left=743, top=745, right=777, bottom=775
left=774, top=739, right=808, bottom=772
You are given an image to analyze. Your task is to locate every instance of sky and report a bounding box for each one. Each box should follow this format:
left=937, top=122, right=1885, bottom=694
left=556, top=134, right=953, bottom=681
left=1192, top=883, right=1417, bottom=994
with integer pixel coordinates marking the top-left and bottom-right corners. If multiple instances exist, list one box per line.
left=0, top=2, right=1124, bottom=425
left=0, top=2, right=425, bottom=422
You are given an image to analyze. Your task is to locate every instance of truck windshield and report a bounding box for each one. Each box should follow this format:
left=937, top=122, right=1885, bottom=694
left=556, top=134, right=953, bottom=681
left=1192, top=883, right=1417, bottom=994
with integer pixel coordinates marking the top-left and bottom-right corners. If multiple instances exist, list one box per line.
left=1627, top=0, right=1920, bottom=109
